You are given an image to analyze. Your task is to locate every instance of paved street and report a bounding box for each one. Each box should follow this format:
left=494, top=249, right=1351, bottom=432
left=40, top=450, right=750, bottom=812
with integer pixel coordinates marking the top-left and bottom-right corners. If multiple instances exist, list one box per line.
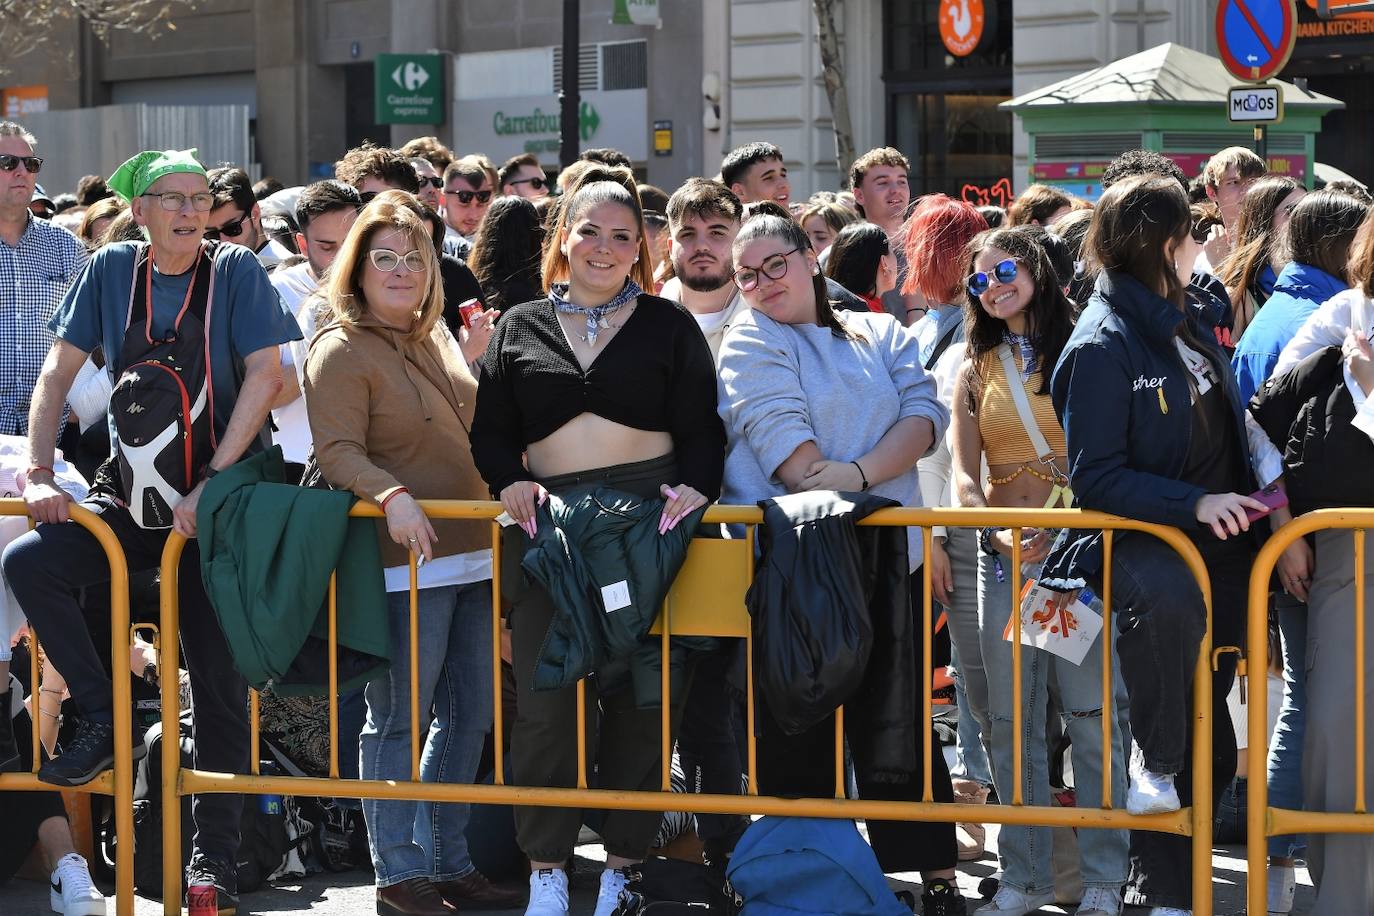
left=4, top=831, right=1315, bottom=915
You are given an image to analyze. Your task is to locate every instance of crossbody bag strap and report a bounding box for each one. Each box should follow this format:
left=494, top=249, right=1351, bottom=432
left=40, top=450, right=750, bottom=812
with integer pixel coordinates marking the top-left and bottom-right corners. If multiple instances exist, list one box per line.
left=996, top=343, right=1055, bottom=463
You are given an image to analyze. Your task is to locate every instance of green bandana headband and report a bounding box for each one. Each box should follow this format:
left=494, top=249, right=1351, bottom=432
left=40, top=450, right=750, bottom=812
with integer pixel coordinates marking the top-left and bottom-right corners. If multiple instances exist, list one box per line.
left=108, top=149, right=207, bottom=203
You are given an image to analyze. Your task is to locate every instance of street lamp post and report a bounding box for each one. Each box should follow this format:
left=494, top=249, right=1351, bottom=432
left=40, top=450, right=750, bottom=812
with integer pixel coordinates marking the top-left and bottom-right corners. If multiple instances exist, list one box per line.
left=560, top=0, right=580, bottom=170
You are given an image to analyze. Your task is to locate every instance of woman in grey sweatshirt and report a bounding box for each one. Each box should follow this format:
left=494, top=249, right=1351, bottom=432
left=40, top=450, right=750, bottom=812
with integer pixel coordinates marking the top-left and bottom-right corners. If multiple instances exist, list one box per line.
left=715, top=213, right=965, bottom=916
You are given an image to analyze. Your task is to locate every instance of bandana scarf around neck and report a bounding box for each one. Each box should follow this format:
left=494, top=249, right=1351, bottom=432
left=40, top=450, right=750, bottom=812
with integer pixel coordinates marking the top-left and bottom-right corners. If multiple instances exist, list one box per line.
left=549, top=279, right=644, bottom=346
left=1004, top=329, right=1037, bottom=381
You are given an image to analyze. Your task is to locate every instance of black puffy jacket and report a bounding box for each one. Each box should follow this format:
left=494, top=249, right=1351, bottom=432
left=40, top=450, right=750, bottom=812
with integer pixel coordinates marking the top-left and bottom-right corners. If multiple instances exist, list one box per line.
left=1249, top=345, right=1374, bottom=513
left=747, top=491, right=916, bottom=782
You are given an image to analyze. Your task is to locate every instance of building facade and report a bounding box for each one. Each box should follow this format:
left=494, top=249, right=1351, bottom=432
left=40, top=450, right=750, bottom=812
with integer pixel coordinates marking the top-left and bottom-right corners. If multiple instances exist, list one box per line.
left=0, top=0, right=1367, bottom=195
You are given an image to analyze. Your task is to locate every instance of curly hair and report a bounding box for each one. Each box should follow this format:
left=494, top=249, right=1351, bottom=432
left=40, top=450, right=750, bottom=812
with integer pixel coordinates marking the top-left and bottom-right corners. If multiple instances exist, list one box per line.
left=334, top=142, right=420, bottom=193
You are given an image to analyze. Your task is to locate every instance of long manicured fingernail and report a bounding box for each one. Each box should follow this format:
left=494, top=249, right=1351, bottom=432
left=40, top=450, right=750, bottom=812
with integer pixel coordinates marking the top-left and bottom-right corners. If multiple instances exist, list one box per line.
left=663, top=487, right=679, bottom=501
left=667, top=514, right=682, bottom=531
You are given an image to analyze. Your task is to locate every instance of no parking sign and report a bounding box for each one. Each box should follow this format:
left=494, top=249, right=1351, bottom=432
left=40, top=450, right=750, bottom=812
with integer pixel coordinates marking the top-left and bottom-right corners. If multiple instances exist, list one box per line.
left=1216, top=0, right=1298, bottom=82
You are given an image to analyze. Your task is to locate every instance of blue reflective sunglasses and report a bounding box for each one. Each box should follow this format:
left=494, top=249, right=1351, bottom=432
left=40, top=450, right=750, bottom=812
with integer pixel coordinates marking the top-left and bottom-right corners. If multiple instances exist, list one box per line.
left=967, top=258, right=1019, bottom=297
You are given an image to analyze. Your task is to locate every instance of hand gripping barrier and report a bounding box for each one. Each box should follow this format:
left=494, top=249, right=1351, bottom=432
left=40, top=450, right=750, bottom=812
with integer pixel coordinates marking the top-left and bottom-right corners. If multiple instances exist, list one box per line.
left=0, top=500, right=137, bottom=916
left=1245, top=509, right=1374, bottom=915
left=158, top=502, right=1220, bottom=915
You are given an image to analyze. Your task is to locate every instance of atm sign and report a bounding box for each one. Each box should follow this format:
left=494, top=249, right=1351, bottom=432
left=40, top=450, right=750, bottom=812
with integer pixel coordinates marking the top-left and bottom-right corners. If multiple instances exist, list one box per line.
left=1228, top=85, right=1283, bottom=124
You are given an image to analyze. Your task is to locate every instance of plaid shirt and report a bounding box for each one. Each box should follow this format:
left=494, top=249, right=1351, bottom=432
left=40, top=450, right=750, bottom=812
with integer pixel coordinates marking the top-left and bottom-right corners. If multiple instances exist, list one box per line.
left=0, top=214, right=88, bottom=436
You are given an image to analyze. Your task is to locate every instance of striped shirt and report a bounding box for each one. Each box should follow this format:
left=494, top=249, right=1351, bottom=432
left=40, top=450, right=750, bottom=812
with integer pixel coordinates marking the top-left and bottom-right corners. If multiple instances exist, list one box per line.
left=0, top=214, right=88, bottom=435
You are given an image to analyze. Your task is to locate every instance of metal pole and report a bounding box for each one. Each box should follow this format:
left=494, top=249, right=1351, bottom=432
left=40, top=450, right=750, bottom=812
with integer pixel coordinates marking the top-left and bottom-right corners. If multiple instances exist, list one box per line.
left=1255, top=124, right=1268, bottom=166
left=559, top=0, right=581, bottom=169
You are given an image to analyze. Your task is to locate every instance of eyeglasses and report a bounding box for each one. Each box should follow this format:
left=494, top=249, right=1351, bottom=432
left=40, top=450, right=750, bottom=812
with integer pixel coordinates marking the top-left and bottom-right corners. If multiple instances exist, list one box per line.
left=205, top=212, right=250, bottom=240
left=416, top=176, right=443, bottom=190
left=141, top=191, right=216, bottom=212
left=966, top=258, right=1019, bottom=297
left=732, top=247, right=801, bottom=292
left=0, top=155, right=42, bottom=174
left=368, top=248, right=426, bottom=273
left=508, top=176, right=547, bottom=191
left=445, top=188, right=493, bottom=205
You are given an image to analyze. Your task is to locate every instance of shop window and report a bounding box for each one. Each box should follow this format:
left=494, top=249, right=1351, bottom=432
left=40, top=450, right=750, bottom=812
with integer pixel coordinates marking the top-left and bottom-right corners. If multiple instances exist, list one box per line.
left=891, top=91, right=1012, bottom=199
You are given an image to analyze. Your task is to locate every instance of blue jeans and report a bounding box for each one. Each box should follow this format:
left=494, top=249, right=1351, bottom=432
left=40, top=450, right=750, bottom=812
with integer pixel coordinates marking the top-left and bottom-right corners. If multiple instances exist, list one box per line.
left=944, top=527, right=993, bottom=788
left=1266, top=595, right=1307, bottom=859
left=978, top=554, right=1130, bottom=894
left=360, top=582, right=494, bottom=887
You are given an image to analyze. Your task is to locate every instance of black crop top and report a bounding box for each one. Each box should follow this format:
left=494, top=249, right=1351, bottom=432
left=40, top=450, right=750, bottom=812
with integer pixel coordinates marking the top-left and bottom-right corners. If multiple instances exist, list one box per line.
left=470, top=293, right=727, bottom=498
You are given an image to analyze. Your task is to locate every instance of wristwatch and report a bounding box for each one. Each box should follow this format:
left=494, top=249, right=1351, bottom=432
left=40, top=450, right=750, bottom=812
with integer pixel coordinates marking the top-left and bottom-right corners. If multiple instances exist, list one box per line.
left=201, top=466, right=220, bottom=481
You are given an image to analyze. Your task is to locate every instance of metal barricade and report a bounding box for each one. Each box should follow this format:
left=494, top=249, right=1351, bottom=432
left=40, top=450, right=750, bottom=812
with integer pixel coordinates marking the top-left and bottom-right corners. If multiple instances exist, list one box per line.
left=159, top=502, right=1218, bottom=915
left=0, top=499, right=136, bottom=916
left=1246, top=509, right=1374, bottom=915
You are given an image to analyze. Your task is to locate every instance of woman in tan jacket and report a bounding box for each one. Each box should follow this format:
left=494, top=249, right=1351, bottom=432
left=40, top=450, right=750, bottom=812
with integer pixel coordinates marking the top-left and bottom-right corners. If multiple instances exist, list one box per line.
left=304, top=197, right=520, bottom=916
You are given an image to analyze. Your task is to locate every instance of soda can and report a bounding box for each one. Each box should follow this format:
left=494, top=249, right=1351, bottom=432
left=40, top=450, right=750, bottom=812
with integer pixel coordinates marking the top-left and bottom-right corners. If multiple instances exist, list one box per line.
left=187, top=883, right=217, bottom=916
left=458, top=298, right=483, bottom=329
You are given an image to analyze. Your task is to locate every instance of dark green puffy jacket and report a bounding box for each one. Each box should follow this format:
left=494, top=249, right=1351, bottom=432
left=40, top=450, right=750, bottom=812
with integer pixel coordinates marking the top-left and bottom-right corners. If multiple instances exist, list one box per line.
left=197, top=447, right=391, bottom=695
left=519, top=486, right=714, bottom=707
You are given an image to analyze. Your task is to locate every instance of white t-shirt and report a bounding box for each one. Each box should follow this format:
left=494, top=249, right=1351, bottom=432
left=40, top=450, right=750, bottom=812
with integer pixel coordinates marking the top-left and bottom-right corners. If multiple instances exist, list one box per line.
left=270, top=262, right=320, bottom=464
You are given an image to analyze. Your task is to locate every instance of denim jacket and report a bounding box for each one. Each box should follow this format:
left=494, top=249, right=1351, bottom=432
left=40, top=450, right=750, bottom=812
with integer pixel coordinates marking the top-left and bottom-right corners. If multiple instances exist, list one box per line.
left=1041, top=270, right=1256, bottom=588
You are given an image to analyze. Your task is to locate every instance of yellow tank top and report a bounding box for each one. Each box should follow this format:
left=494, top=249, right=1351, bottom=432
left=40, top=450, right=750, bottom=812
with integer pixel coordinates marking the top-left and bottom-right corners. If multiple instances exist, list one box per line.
left=975, top=348, right=1068, bottom=471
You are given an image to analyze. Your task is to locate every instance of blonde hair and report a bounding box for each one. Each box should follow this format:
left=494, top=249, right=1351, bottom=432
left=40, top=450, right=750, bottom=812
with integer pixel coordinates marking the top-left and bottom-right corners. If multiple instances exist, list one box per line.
left=541, top=169, right=656, bottom=293
left=327, top=194, right=444, bottom=342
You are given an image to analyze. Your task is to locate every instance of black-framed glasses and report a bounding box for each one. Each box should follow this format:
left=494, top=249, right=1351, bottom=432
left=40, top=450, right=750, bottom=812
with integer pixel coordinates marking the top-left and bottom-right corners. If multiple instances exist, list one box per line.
left=732, top=246, right=801, bottom=292
left=416, top=176, right=443, bottom=189
left=445, top=188, right=493, bottom=205
left=205, top=211, right=250, bottom=240
left=967, top=258, right=1019, bottom=297
left=368, top=248, right=425, bottom=273
left=0, top=154, right=42, bottom=173
left=509, top=176, right=547, bottom=191
left=141, top=191, right=215, bottom=212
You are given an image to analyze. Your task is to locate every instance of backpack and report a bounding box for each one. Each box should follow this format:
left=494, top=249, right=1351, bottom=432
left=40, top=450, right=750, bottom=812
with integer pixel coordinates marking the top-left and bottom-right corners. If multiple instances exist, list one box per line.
left=107, top=241, right=221, bottom=529
left=725, top=818, right=910, bottom=915
left=612, top=857, right=740, bottom=915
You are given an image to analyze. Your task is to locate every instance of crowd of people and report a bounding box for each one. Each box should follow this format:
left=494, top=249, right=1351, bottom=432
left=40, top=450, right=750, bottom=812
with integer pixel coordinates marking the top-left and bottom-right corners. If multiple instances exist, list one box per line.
left=0, top=117, right=1372, bottom=916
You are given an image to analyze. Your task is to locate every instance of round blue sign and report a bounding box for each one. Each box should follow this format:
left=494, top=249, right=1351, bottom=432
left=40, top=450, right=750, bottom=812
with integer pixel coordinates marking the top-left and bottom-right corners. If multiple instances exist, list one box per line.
left=1215, top=0, right=1297, bottom=82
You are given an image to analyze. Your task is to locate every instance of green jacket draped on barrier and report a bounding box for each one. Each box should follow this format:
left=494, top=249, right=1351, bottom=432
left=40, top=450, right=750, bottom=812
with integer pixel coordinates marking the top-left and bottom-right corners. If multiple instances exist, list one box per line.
left=197, top=447, right=391, bottom=695
left=520, top=486, right=715, bottom=707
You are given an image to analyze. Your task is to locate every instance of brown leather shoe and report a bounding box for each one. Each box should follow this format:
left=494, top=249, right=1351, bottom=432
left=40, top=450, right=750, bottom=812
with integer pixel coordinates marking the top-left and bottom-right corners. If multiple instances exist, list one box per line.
left=434, top=870, right=525, bottom=909
left=377, top=877, right=456, bottom=916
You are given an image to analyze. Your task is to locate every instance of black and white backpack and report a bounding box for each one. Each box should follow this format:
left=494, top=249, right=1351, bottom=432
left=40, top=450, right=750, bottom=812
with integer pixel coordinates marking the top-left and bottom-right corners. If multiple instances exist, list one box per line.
left=107, top=241, right=220, bottom=529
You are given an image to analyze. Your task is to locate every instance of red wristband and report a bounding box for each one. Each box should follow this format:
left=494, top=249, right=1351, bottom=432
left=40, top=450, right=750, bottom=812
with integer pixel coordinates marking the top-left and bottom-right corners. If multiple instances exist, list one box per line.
left=380, top=487, right=410, bottom=511
left=26, top=465, right=55, bottom=479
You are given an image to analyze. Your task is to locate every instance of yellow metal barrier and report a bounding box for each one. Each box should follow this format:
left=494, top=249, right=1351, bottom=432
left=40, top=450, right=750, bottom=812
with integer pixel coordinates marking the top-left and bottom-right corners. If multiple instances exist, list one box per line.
left=1246, top=509, right=1374, bottom=915
left=159, top=502, right=1218, bottom=915
left=0, top=499, right=136, bottom=916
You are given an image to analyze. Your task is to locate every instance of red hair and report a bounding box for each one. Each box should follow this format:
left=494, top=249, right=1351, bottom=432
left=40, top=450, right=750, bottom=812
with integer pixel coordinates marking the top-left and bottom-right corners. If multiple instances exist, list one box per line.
left=902, top=194, right=989, bottom=302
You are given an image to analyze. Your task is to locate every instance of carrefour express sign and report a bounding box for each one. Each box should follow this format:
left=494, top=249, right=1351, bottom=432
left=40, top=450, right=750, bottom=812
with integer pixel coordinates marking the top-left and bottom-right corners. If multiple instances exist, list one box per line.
left=456, top=90, right=648, bottom=164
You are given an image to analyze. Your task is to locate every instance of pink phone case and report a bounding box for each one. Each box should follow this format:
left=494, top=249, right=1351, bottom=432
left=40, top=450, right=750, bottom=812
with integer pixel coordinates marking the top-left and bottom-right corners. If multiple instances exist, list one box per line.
left=1245, top=484, right=1288, bottom=523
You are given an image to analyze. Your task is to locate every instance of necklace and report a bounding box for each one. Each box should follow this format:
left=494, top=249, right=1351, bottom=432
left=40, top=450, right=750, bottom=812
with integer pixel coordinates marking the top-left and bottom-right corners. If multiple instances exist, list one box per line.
left=549, top=280, right=643, bottom=347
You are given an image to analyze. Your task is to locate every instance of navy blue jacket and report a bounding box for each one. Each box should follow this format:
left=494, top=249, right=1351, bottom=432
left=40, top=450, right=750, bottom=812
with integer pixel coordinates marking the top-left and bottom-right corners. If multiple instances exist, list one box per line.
left=1041, top=270, right=1256, bottom=588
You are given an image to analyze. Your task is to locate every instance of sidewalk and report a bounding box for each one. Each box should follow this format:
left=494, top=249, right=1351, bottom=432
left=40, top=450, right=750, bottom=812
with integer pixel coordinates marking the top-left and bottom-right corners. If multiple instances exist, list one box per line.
left=2, top=833, right=1315, bottom=915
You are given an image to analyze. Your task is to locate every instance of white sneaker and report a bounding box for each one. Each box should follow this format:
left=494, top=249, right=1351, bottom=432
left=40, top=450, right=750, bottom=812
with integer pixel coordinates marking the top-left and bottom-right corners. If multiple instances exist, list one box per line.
left=1077, top=886, right=1122, bottom=916
left=1147, top=908, right=1191, bottom=916
left=525, top=867, right=569, bottom=916
left=974, top=885, right=1055, bottom=915
left=593, top=867, right=630, bottom=916
left=49, top=853, right=106, bottom=916
left=1268, top=864, right=1296, bottom=914
left=1127, top=746, right=1181, bottom=815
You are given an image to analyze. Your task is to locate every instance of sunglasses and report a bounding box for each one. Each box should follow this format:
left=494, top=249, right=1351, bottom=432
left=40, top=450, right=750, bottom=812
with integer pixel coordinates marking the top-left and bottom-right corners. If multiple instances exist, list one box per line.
left=205, top=212, right=250, bottom=240
left=732, top=247, right=801, bottom=292
left=509, top=176, right=547, bottom=191
left=416, top=176, right=443, bottom=189
left=0, top=154, right=42, bottom=174
left=445, top=188, right=493, bottom=205
left=967, top=258, right=1019, bottom=297
left=368, top=248, right=426, bottom=273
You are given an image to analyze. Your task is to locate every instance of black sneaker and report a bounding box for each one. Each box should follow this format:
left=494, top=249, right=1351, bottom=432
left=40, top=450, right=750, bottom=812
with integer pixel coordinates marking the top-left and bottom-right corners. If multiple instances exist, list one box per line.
left=0, top=690, right=20, bottom=772
left=185, top=854, right=239, bottom=915
left=36, top=717, right=146, bottom=787
left=921, top=878, right=967, bottom=916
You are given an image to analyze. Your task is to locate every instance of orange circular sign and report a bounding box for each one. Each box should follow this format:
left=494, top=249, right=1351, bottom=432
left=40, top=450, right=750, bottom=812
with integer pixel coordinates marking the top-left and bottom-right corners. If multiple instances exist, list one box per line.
left=940, top=0, right=986, bottom=57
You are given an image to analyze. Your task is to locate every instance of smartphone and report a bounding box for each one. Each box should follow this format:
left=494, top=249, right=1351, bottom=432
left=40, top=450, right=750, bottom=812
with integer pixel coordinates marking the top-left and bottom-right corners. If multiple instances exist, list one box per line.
left=1245, top=483, right=1288, bottom=523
